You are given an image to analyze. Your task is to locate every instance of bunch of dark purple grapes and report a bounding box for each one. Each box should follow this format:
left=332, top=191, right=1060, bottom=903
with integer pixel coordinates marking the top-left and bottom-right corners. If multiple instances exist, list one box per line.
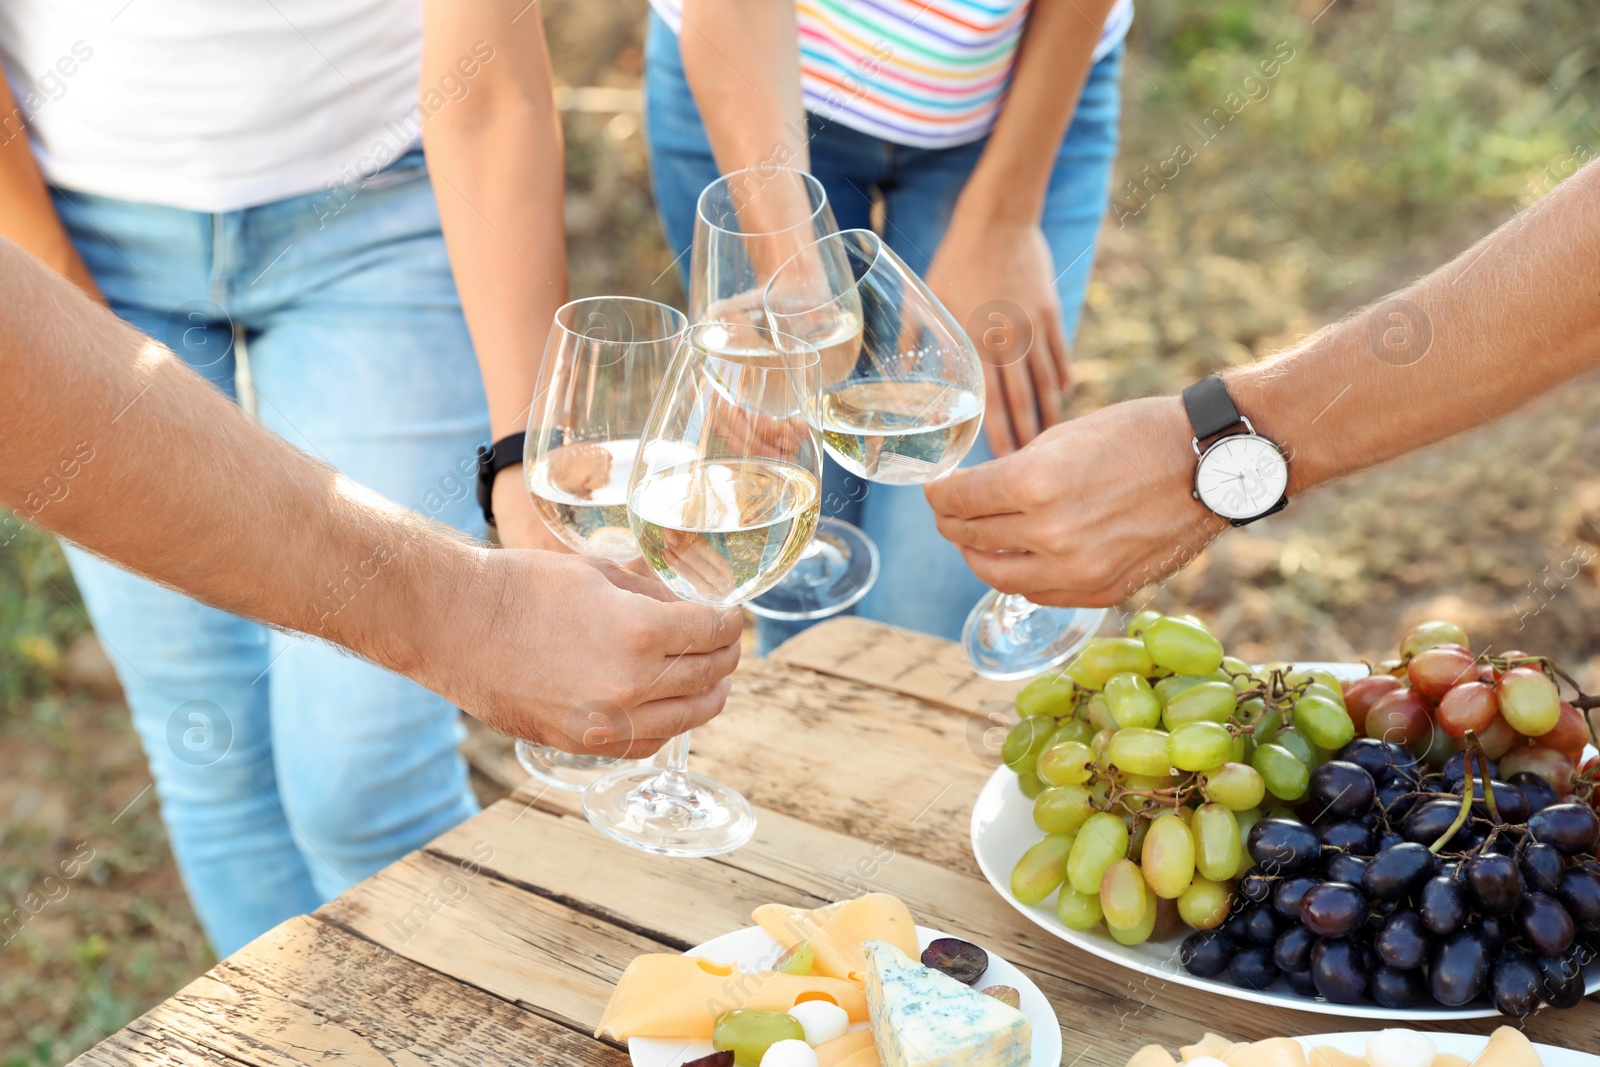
left=1179, top=736, right=1600, bottom=1015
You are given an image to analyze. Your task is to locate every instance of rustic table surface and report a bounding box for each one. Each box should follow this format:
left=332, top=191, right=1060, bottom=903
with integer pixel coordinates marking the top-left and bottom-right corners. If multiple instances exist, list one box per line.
left=72, top=618, right=1598, bottom=1067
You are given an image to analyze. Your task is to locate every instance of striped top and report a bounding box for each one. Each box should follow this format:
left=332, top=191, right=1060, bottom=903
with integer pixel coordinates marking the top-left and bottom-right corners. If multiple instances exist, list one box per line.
left=651, top=0, right=1132, bottom=149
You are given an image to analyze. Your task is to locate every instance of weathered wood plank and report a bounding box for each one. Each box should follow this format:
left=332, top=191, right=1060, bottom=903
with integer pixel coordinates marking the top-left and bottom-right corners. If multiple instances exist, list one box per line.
left=767, top=615, right=1023, bottom=713
left=77, top=915, right=623, bottom=1067
left=316, top=848, right=666, bottom=1037
left=531, top=653, right=1003, bottom=880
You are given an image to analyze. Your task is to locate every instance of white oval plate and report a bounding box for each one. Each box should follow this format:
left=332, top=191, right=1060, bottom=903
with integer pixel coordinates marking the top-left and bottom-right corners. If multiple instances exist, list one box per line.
left=969, top=662, right=1600, bottom=1021
left=1295, top=1032, right=1600, bottom=1067
left=628, top=924, right=1062, bottom=1067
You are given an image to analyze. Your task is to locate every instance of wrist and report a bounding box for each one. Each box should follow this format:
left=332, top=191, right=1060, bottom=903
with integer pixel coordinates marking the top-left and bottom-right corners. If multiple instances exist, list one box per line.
left=391, top=539, right=494, bottom=709
left=957, top=156, right=1048, bottom=227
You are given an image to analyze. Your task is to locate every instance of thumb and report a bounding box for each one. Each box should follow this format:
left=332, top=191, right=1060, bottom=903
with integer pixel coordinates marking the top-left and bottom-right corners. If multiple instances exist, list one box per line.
left=925, top=451, right=1027, bottom=521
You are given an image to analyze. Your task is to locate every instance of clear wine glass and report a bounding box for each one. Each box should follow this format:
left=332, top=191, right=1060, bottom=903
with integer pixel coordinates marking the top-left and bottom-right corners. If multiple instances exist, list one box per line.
left=516, top=296, right=688, bottom=790
left=582, top=322, right=823, bottom=856
left=764, top=229, right=1107, bottom=678
left=693, top=167, right=877, bottom=621
left=962, top=593, right=1108, bottom=681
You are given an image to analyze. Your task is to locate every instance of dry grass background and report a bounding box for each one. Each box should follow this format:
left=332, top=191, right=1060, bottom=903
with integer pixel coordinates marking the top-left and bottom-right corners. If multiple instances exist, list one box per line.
left=4, top=0, right=1600, bottom=1062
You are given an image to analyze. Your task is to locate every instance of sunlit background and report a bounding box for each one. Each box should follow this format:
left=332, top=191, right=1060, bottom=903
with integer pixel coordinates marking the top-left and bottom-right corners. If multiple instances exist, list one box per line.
left=4, top=0, right=1599, bottom=1060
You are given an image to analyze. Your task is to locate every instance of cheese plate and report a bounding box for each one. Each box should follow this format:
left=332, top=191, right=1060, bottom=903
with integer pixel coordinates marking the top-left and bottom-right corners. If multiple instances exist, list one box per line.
left=627, top=924, right=1062, bottom=1067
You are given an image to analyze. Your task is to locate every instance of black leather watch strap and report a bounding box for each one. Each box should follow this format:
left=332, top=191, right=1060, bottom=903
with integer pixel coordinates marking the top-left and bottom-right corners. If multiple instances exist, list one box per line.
left=1181, top=375, right=1243, bottom=441
left=475, top=432, right=526, bottom=528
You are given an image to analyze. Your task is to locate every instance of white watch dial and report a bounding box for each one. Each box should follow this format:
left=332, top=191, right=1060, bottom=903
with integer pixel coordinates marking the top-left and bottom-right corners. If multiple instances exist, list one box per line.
left=1195, top=434, right=1288, bottom=520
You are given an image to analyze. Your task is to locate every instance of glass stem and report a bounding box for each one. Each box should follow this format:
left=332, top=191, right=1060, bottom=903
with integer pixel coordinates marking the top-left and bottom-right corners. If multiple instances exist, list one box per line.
left=998, top=592, right=1039, bottom=629
left=653, top=731, right=695, bottom=798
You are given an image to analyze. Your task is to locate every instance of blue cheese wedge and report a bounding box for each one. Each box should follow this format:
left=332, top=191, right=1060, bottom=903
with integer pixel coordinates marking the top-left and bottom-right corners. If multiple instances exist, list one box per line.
left=862, top=939, right=1030, bottom=1067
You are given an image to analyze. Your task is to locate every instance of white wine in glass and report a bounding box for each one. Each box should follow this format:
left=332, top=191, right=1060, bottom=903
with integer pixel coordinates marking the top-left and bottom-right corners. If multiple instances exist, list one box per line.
left=814, top=377, right=983, bottom=485
left=694, top=166, right=878, bottom=622
left=582, top=322, right=823, bottom=857
left=632, top=458, right=820, bottom=604
left=526, top=438, right=641, bottom=564
left=515, top=296, right=688, bottom=790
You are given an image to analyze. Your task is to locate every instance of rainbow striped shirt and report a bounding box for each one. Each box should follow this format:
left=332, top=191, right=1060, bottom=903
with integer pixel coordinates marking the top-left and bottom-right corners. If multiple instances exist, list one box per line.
left=651, top=0, right=1132, bottom=148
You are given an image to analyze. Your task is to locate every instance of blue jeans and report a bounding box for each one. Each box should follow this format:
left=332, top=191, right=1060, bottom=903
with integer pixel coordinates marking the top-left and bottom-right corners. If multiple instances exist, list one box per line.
left=644, top=13, right=1123, bottom=649
left=53, top=150, right=489, bottom=958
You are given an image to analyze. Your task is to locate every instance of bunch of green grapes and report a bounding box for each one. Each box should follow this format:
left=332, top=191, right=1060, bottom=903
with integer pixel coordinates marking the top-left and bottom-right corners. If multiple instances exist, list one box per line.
left=1003, top=611, right=1358, bottom=946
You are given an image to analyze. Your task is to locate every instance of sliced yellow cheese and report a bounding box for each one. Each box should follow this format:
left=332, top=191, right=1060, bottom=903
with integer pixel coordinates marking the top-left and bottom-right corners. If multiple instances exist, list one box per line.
left=1129, top=1045, right=1181, bottom=1067
left=1222, top=1037, right=1310, bottom=1067
left=837, top=1050, right=883, bottom=1067
left=1181, top=1035, right=1234, bottom=1062
left=1434, top=1055, right=1471, bottom=1067
left=754, top=894, right=919, bottom=983
left=817, top=1031, right=877, bottom=1067
left=1470, top=1027, right=1541, bottom=1067
left=1309, top=1047, right=1366, bottom=1067
left=594, top=954, right=869, bottom=1040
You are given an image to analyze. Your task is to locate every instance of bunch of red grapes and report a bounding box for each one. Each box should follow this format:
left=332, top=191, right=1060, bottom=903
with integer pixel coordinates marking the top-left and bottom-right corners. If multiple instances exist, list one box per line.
left=1343, top=621, right=1599, bottom=817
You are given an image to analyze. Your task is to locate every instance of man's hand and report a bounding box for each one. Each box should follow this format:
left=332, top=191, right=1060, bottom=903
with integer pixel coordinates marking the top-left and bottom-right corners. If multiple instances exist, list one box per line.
left=438, top=550, right=743, bottom=759
left=924, top=396, right=1227, bottom=606
left=927, top=215, right=1070, bottom=456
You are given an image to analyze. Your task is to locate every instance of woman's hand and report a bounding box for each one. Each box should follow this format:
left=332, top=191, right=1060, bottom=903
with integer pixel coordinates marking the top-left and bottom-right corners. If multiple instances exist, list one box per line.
left=924, top=396, right=1228, bottom=606
left=926, top=214, right=1071, bottom=457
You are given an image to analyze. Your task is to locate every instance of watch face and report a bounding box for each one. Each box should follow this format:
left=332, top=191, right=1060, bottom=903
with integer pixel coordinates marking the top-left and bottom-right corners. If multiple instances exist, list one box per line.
left=1195, top=434, right=1288, bottom=520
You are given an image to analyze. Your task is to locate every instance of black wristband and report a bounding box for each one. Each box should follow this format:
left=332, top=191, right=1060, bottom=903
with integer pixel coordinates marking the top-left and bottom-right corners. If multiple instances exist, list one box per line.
left=475, top=432, right=526, bottom=528
left=1181, top=375, right=1243, bottom=442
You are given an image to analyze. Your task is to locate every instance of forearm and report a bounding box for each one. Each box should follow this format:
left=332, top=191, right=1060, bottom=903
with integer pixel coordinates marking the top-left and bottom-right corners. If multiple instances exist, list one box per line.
left=0, top=238, right=479, bottom=688
left=956, top=0, right=1118, bottom=223
left=0, top=65, right=100, bottom=297
left=1235, top=158, right=1600, bottom=494
left=422, top=2, right=567, bottom=439
left=679, top=0, right=807, bottom=174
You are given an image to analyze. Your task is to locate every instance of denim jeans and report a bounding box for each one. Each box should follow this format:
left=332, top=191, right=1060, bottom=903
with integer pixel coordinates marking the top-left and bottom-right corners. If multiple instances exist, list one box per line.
left=644, top=12, right=1123, bottom=649
left=53, top=150, right=488, bottom=958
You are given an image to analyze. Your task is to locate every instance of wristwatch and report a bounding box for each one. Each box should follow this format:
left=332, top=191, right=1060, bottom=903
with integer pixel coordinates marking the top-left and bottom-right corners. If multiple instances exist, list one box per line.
left=475, top=432, right=526, bottom=528
left=1180, top=376, right=1289, bottom=526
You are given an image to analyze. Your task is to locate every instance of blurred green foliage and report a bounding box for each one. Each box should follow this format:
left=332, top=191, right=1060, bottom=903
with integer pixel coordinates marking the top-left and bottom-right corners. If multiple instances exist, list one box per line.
left=0, top=527, right=84, bottom=716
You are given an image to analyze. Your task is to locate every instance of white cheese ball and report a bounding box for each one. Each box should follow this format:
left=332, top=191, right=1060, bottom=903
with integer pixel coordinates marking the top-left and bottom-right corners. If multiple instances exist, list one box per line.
left=760, top=1038, right=819, bottom=1067
left=1367, top=1029, right=1437, bottom=1067
left=786, top=1001, right=850, bottom=1046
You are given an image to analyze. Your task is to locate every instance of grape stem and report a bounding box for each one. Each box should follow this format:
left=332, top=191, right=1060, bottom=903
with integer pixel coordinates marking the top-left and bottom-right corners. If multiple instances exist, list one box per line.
left=1472, top=742, right=1502, bottom=824
left=1430, top=730, right=1477, bottom=855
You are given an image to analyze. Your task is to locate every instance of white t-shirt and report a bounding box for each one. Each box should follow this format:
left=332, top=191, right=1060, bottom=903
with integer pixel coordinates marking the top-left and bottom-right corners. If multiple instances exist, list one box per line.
left=0, top=1, right=431, bottom=213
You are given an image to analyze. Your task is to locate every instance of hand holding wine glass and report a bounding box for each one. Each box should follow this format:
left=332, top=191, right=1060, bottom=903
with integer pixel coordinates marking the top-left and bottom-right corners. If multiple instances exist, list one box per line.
left=516, top=296, right=692, bottom=789
left=582, top=323, right=823, bottom=856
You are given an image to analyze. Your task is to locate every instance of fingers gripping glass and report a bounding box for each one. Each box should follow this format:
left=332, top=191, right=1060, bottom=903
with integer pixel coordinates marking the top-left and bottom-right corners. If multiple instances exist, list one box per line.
left=692, top=167, right=878, bottom=621
left=582, top=324, right=824, bottom=856
left=517, top=296, right=689, bottom=790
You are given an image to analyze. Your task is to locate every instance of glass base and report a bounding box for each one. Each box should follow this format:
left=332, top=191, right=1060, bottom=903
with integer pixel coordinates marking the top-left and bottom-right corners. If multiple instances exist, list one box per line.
left=582, top=765, right=756, bottom=857
left=745, top=518, right=879, bottom=620
left=963, top=591, right=1107, bottom=681
left=515, top=739, right=636, bottom=793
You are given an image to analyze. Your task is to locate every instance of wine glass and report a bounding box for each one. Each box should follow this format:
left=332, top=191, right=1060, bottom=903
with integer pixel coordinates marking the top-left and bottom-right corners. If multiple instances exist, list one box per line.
left=764, top=229, right=1107, bottom=678
left=693, top=167, right=878, bottom=621
left=582, top=322, right=823, bottom=856
left=516, top=296, right=688, bottom=790
left=962, top=593, right=1108, bottom=681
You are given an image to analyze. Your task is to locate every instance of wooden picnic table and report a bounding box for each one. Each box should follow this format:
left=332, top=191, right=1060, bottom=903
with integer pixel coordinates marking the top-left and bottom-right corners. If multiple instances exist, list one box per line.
left=72, top=618, right=1598, bottom=1067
